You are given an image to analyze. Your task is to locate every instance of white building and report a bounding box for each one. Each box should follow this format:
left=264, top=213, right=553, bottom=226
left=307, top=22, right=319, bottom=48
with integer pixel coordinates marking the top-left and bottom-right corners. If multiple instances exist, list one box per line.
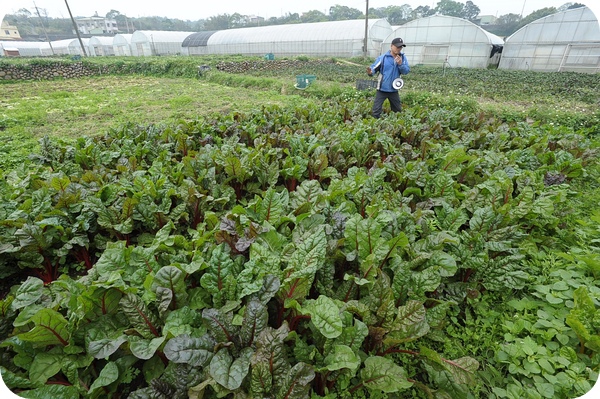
left=499, top=6, right=600, bottom=73
left=387, top=15, right=504, bottom=69
left=76, top=16, right=119, bottom=35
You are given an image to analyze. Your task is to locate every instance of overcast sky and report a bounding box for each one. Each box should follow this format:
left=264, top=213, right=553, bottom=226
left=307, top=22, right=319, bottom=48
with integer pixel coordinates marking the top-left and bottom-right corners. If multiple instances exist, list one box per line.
left=2, top=1, right=597, bottom=21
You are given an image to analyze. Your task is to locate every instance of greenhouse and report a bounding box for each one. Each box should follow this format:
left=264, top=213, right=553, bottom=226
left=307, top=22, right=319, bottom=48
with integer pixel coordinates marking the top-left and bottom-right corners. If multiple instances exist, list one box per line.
left=88, top=36, right=115, bottom=56
left=130, top=31, right=194, bottom=56
left=113, top=34, right=133, bottom=56
left=0, top=41, right=48, bottom=56
left=498, top=6, right=600, bottom=73
left=183, top=19, right=393, bottom=58
left=386, top=15, right=504, bottom=69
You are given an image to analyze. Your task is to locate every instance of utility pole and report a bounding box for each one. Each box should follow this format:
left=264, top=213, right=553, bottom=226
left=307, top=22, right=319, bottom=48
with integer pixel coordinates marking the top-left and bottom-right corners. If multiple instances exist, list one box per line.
left=64, top=0, right=87, bottom=56
left=364, top=0, right=369, bottom=58
left=33, top=1, right=54, bottom=55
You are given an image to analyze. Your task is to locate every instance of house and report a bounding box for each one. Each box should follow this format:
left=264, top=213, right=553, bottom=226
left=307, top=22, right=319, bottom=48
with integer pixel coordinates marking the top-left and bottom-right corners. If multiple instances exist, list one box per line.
left=0, top=19, right=22, bottom=41
left=75, top=15, right=119, bottom=35
left=478, top=15, right=498, bottom=26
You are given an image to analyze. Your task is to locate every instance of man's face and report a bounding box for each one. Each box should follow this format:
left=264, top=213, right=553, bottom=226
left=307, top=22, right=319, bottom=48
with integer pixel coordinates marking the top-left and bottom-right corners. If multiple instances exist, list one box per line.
left=391, top=44, right=403, bottom=56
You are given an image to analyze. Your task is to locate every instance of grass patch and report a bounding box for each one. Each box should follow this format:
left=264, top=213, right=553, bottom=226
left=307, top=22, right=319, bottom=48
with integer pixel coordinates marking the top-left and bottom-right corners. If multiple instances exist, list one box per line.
left=0, top=75, right=305, bottom=170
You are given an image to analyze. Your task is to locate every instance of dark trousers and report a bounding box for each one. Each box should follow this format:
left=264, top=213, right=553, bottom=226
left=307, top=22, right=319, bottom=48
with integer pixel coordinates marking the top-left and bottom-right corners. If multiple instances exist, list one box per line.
left=372, top=90, right=402, bottom=118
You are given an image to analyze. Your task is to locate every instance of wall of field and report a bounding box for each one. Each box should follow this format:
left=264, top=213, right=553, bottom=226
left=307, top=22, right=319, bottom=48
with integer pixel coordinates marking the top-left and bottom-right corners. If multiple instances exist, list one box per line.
left=0, top=62, right=106, bottom=80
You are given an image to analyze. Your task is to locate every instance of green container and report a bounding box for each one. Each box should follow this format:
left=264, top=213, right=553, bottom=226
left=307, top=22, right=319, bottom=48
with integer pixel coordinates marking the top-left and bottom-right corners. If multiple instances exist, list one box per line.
left=264, top=53, right=275, bottom=60
left=295, top=74, right=316, bottom=89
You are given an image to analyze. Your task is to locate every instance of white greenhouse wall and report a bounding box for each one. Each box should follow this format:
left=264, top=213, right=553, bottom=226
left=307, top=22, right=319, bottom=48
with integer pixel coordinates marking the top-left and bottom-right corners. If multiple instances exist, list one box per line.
left=68, top=39, right=90, bottom=56
left=88, top=36, right=115, bottom=56
left=388, top=15, right=504, bottom=69
left=189, top=19, right=392, bottom=58
left=131, top=31, right=193, bottom=56
left=0, top=41, right=48, bottom=56
left=499, top=6, right=600, bottom=73
left=113, top=34, right=133, bottom=56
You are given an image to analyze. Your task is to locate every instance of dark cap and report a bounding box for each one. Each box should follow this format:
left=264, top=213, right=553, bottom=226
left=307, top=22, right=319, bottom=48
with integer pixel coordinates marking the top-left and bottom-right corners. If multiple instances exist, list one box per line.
left=391, top=38, right=406, bottom=47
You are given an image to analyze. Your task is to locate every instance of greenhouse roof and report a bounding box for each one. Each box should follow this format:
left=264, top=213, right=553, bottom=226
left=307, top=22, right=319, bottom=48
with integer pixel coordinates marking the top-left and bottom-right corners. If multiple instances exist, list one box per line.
left=182, top=31, right=218, bottom=47
left=506, top=6, right=600, bottom=44
left=131, top=31, right=195, bottom=43
left=205, top=19, right=390, bottom=45
left=390, top=15, right=503, bottom=46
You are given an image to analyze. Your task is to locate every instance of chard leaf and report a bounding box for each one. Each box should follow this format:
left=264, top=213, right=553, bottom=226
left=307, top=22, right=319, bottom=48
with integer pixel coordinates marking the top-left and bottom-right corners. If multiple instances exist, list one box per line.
left=128, top=335, right=166, bottom=360
left=17, top=308, right=69, bottom=347
left=13, top=384, right=80, bottom=399
left=29, top=352, right=62, bottom=384
left=250, top=362, right=273, bottom=396
left=254, top=323, right=291, bottom=386
left=384, top=300, right=430, bottom=345
left=87, top=332, right=128, bottom=359
left=323, top=344, right=360, bottom=371
left=360, top=356, right=412, bottom=393
left=251, top=187, right=289, bottom=226
left=275, top=362, right=315, bottom=399
left=11, top=277, right=44, bottom=310
left=303, top=295, right=342, bottom=339
left=419, top=346, right=479, bottom=386
left=152, top=265, right=188, bottom=309
left=200, top=244, right=235, bottom=297
left=164, top=334, right=216, bottom=367
left=202, top=308, right=237, bottom=344
left=120, top=294, right=161, bottom=339
left=240, top=299, right=269, bottom=347
left=210, top=347, right=253, bottom=390
left=281, top=226, right=327, bottom=301
left=88, top=361, right=119, bottom=395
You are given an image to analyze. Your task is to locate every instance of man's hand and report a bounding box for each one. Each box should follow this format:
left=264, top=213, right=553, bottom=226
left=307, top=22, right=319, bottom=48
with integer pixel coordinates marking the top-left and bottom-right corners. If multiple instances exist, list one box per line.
left=394, top=55, right=403, bottom=65
left=366, top=66, right=373, bottom=76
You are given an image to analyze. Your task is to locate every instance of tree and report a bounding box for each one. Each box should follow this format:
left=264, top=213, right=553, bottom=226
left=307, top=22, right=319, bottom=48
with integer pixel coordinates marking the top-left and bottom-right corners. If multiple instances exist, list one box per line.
left=383, top=5, right=413, bottom=25
left=203, top=14, right=233, bottom=30
left=328, top=5, right=363, bottom=21
left=435, top=0, right=464, bottom=18
left=106, top=9, right=121, bottom=19
left=412, top=5, right=435, bottom=19
left=516, top=7, right=557, bottom=30
left=463, top=1, right=480, bottom=21
left=301, top=10, right=328, bottom=23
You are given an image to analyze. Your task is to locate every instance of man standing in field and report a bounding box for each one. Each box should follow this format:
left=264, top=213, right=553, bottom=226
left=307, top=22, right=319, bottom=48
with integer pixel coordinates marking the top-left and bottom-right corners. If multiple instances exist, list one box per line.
left=366, top=38, right=410, bottom=118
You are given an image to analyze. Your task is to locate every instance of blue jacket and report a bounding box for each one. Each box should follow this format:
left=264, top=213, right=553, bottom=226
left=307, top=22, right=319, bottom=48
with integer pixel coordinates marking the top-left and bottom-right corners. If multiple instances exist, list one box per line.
left=369, top=51, right=410, bottom=92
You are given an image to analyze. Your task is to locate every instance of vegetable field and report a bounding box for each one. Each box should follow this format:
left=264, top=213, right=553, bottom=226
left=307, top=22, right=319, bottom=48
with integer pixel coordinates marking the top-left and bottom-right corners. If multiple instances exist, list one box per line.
left=0, top=57, right=600, bottom=399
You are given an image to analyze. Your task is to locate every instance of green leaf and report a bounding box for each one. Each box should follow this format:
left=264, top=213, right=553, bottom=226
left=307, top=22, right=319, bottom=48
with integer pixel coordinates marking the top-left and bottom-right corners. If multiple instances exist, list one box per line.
left=17, top=308, right=69, bottom=346
left=303, top=295, right=343, bottom=339
left=152, top=265, right=188, bottom=309
left=209, top=347, right=253, bottom=390
left=384, top=300, right=430, bottom=344
left=240, top=299, right=269, bottom=347
left=164, top=334, right=216, bottom=367
left=360, top=356, right=412, bottom=393
left=11, top=277, right=44, bottom=310
left=128, top=335, right=166, bottom=360
left=29, top=352, right=62, bottom=384
left=120, top=293, right=161, bottom=339
left=87, top=332, right=128, bottom=359
left=88, top=361, right=119, bottom=395
left=323, top=344, right=360, bottom=371
left=275, top=362, right=315, bottom=399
